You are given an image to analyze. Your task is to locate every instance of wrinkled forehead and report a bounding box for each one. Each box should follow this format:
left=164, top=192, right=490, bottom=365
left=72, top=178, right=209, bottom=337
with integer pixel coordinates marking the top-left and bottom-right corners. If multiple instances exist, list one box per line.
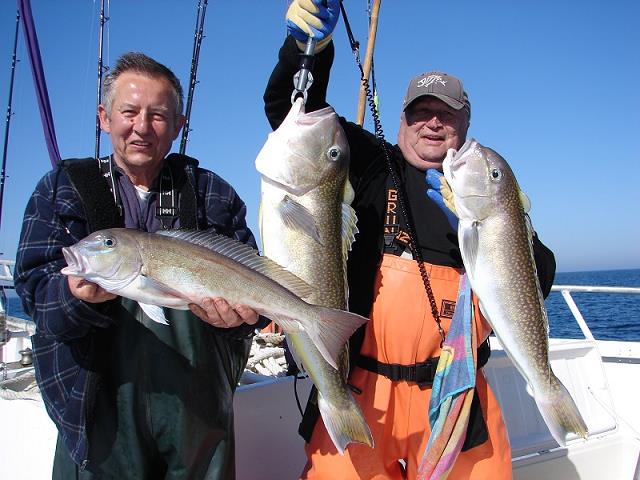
left=112, top=72, right=179, bottom=111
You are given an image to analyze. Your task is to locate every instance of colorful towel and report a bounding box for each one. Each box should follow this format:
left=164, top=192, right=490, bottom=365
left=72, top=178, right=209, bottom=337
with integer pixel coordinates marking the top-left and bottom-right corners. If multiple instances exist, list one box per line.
left=417, top=274, right=477, bottom=480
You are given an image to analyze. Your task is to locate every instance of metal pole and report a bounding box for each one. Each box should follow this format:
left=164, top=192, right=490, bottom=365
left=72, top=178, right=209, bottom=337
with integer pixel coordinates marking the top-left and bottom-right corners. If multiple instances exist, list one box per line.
left=180, top=0, right=209, bottom=155
left=0, top=10, right=21, bottom=235
left=94, top=0, right=108, bottom=160
left=356, top=0, right=381, bottom=126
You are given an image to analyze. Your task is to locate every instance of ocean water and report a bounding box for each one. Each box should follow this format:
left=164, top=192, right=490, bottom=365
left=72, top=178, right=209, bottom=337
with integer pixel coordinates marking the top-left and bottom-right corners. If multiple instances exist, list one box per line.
left=3, top=269, right=640, bottom=341
left=545, top=268, right=640, bottom=341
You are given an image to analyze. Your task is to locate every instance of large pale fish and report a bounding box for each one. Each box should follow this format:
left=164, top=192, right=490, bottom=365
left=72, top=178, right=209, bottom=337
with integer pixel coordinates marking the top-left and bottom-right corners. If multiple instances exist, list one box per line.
left=443, top=138, right=588, bottom=446
left=256, top=98, right=374, bottom=452
left=61, top=228, right=368, bottom=370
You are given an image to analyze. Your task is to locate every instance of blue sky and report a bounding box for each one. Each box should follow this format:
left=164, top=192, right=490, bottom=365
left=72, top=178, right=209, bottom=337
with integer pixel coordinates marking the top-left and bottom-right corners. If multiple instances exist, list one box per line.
left=0, top=0, right=638, bottom=273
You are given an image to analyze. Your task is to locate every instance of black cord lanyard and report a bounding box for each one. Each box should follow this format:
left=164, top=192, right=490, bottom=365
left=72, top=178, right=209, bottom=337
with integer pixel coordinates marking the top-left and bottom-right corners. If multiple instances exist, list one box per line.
left=98, top=155, right=178, bottom=230
left=340, top=3, right=446, bottom=346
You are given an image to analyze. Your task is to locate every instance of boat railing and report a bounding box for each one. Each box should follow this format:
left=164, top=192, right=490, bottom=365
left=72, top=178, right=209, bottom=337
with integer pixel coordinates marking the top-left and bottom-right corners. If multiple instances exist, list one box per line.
left=550, top=284, right=640, bottom=341
left=1, top=260, right=16, bottom=350
left=0, top=259, right=14, bottom=284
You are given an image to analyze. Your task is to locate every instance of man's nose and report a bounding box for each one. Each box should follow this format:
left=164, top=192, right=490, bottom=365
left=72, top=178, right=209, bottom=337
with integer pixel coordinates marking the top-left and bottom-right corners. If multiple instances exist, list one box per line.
left=425, top=114, right=442, bottom=128
left=133, top=114, right=150, bottom=134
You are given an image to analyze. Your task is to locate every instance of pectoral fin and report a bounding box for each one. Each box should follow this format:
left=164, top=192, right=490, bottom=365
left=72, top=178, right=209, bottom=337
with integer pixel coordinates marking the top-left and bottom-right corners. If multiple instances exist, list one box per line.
left=278, top=195, right=322, bottom=245
left=140, top=303, right=170, bottom=325
left=519, top=189, right=531, bottom=213
left=459, top=220, right=480, bottom=271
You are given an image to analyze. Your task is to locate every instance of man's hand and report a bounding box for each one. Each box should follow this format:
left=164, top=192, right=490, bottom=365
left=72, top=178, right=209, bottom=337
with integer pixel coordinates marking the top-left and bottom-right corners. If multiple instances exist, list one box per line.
left=286, top=0, right=340, bottom=50
left=189, top=298, right=259, bottom=329
left=426, top=169, right=459, bottom=229
left=68, top=275, right=117, bottom=303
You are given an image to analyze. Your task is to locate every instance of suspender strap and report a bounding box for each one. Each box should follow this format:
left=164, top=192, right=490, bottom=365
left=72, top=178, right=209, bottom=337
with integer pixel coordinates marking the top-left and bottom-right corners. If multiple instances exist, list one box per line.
left=155, top=163, right=178, bottom=230
left=61, top=158, right=123, bottom=233
left=165, top=153, right=199, bottom=230
left=355, top=338, right=491, bottom=387
left=61, top=154, right=200, bottom=233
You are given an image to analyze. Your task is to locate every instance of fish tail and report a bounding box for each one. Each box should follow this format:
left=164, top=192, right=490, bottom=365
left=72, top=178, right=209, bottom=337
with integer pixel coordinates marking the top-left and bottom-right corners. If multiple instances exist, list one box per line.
left=309, top=306, right=369, bottom=371
left=535, top=374, right=589, bottom=446
left=317, top=391, right=374, bottom=454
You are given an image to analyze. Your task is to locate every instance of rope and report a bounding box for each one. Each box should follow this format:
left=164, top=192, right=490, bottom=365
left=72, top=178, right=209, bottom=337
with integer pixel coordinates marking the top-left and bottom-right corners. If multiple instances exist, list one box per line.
left=244, top=333, right=288, bottom=377
left=0, top=368, right=41, bottom=401
left=6, top=317, right=36, bottom=335
left=0, top=387, right=41, bottom=401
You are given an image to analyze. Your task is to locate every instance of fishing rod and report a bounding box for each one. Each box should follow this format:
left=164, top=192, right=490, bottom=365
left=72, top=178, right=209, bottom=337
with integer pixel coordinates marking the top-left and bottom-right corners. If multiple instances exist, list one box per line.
left=179, top=0, right=209, bottom=155
left=355, top=0, right=381, bottom=126
left=0, top=10, right=21, bottom=235
left=94, top=0, right=108, bottom=160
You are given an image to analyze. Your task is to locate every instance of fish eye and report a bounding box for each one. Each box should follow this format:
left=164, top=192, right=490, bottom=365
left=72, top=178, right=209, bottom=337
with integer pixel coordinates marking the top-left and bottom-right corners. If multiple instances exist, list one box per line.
left=327, top=147, right=341, bottom=162
left=103, top=237, right=117, bottom=248
left=490, top=168, right=502, bottom=181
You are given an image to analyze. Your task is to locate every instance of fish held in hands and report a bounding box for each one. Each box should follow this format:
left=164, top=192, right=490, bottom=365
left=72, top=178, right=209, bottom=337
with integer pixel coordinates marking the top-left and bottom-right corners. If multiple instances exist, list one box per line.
left=61, top=227, right=368, bottom=371
left=443, top=138, right=588, bottom=446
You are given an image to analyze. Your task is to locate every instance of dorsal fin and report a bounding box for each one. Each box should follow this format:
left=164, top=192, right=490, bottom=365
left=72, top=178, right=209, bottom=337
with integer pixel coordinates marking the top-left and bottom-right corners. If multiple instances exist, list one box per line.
left=157, top=230, right=313, bottom=298
left=341, top=180, right=359, bottom=299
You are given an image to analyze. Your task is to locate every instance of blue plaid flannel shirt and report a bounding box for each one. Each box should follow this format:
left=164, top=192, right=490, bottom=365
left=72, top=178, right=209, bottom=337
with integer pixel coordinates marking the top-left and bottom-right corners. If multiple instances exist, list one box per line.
left=14, top=159, right=258, bottom=465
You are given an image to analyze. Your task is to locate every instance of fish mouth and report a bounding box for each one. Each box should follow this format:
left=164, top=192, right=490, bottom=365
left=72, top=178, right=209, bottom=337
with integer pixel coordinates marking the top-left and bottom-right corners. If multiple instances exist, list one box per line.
left=291, top=96, right=336, bottom=126
left=445, top=138, right=476, bottom=180
left=61, top=247, right=83, bottom=275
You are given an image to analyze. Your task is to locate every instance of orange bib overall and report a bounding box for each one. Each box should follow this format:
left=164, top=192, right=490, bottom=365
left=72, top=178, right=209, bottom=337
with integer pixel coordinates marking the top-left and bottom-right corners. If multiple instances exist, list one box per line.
left=301, top=254, right=512, bottom=479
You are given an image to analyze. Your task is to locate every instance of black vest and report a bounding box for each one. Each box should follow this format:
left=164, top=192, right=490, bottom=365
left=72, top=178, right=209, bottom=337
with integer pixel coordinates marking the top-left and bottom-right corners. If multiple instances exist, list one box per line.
left=60, top=153, right=200, bottom=233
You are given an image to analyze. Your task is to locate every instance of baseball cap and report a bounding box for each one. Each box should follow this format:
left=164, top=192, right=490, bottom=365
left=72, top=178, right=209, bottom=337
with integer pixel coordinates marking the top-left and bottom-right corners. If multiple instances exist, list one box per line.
left=402, top=71, right=470, bottom=114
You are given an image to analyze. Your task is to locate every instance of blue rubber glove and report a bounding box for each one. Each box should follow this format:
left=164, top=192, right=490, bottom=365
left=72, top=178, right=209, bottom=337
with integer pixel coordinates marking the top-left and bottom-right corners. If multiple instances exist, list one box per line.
left=286, top=0, right=341, bottom=47
left=426, top=169, right=459, bottom=229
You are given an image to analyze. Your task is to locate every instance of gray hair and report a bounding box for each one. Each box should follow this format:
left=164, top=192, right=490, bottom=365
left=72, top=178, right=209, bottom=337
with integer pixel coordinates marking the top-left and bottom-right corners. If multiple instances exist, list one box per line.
left=102, top=52, right=184, bottom=116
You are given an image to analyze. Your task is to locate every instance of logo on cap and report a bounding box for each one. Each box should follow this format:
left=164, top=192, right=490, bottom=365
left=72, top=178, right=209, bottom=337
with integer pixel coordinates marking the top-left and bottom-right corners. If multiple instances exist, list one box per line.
left=416, top=75, right=447, bottom=89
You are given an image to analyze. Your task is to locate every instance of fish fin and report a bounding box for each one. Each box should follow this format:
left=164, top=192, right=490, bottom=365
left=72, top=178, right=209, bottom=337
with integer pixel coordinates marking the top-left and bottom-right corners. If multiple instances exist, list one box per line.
left=341, top=203, right=358, bottom=253
left=157, top=230, right=313, bottom=299
left=341, top=200, right=359, bottom=300
left=343, top=178, right=355, bottom=205
left=277, top=196, right=322, bottom=245
left=533, top=373, right=589, bottom=446
left=519, top=189, right=532, bottom=213
left=459, top=220, right=480, bottom=270
left=317, top=390, right=374, bottom=454
left=139, top=303, right=170, bottom=325
left=129, top=275, right=188, bottom=307
left=309, top=307, right=368, bottom=370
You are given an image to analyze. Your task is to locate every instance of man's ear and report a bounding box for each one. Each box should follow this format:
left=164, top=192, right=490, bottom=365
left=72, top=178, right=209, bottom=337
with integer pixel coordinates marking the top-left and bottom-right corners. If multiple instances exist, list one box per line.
left=98, top=105, right=111, bottom=133
left=173, top=114, right=186, bottom=140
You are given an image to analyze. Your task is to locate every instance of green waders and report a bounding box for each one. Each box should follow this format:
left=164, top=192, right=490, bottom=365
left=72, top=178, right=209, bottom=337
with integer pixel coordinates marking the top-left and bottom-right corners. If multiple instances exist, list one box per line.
left=53, top=298, right=251, bottom=480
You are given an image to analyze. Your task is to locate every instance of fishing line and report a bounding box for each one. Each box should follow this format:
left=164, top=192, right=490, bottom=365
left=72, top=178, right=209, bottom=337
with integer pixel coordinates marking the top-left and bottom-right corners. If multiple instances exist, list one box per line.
left=340, top=1, right=446, bottom=345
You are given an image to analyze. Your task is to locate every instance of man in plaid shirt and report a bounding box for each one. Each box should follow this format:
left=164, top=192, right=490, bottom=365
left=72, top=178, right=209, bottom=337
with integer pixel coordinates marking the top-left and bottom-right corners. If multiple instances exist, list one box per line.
left=15, top=52, right=264, bottom=479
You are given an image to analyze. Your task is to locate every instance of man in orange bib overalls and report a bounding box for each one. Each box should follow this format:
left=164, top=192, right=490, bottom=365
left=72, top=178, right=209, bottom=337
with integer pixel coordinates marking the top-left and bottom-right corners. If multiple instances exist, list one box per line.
left=264, top=2, right=557, bottom=478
